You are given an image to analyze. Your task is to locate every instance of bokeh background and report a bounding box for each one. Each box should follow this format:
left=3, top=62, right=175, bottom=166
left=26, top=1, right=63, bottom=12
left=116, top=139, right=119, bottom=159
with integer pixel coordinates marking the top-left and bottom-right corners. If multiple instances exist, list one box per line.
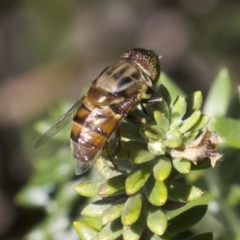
left=0, top=1, right=240, bottom=239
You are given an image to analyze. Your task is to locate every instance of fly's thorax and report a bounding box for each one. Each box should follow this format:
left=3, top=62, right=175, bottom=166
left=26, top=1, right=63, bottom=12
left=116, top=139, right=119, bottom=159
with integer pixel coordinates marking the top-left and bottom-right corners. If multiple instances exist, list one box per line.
left=86, top=86, right=125, bottom=106
left=94, top=59, right=151, bottom=98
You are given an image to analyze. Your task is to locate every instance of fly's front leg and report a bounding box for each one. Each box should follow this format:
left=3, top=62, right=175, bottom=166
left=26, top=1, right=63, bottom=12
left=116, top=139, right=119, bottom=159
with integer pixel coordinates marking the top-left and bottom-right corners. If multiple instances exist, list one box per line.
left=141, top=97, right=163, bottom=104
left=139, top=97, right=163, bottom=117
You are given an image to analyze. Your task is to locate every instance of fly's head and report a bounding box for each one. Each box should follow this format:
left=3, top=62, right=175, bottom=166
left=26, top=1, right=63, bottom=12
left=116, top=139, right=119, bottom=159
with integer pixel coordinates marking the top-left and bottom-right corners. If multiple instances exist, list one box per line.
left=121, top=48, right=161, bottom=86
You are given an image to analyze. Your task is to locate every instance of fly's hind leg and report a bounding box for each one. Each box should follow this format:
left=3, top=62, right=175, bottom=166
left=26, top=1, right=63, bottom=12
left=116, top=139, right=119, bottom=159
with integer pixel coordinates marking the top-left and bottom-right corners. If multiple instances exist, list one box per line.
left=114, top=127, right=121, bottom=159
left=104, top=127, right=130, bottom=169
left=105, top=144, right=118, bottom=169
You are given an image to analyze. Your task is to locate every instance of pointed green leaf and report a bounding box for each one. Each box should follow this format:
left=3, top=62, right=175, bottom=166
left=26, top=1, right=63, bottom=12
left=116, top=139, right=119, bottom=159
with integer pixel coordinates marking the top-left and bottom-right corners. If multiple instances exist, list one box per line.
left=185, top=232, right=213, bottom=240
left=98, top=219, right=123, bottom=240
left=213, top=117, right=240, bottom=148
left=74, top=179, right=105, bottom=197
left=153, top=110, right=169, bottom=132
left=167, top=182, right=203, bottom=202
left=171, top=96, right=187, bottom=124
left=84, top=216, right=102, bottom=231
left=81, top=200, right=112, bottom=218
left=159, top=73, right=185, bottom=100
left=188, top=114, right=210, bottom=132
left=167, top=205, right=208, bottom=235
left=73, top=221, right=98, bottom=240
left=155, top=98, right=170, bottom=120
left=179, top=110, right=201, bottom=133
left=102, top=200, right=125, bottom=225
left=185, top=91, right=203, bottom=117
left=204, top=68, right=231, bottom=118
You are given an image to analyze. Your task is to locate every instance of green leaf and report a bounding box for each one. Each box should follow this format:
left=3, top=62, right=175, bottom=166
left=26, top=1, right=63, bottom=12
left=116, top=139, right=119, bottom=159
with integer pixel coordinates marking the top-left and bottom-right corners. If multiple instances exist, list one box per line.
left=144, top=125, right=166, bottom=140
left=102, top=199, right=125, bottom=225
left=148, top=139, right=166, bottom=156
left=126, top=141, right=155, bottom=163
left=125, top=164, right=152, bottom=195
left=167, top=182, right=203, bottom=202
left=96, top=157, right=123, bottom=179
left=121, top=193, right=142, bottom=226
left=81, top=200, right=112, bottom=218
left=185, top=91, right=203, bottom=117
left=188, top=114, right=211, bottom=132
left=122, top=217, right=145, bottom=240
left=84, top=216, right=102, bottom=231
left=172, top=157, right=191, bottom=174
left=146, top=206, right=167, bottom=236
left=154, top=97, right=170, bottom=120
left=165, top=130, right=182, bottom=148
left=144, top=178, right=168, bottom=206
left=153, top=110, right=170, bottom=132
left=171, top=96, right=187, bottom=124
left=121, top=121, right=143, bottom=141
left=98, top=174, right=127, bottom=196
left=149, top=233, right=170, bottom=240
left=190, top=158, right=211, bottom=170
left=159, top=73, right=185, bottom=99
left=227, top=87, right=240, bottom=119
left=185, top=232, right=213, bottom=240
left=98, top=219, right=123, bottom=240
left=74, top=179, right=105, bottom=197
left=167, top=205, right=208, bottom=235
left=204, top=68, right=231, bottom=118
left=213, top=117, right=240, bottom=148
left=153, top=156, right=172, bottom=181
left=73, top=221, right=98, bottom=240
left=178, top=110, right=201, bottom=133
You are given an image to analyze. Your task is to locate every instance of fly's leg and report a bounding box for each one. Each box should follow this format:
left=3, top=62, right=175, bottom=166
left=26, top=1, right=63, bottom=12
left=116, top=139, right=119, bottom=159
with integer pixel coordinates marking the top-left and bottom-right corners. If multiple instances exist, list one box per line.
left=126, top=97, right=163, bottom=123
left=114, top=127, right=121, bottom=159
left=105, top=144, right=118, bottom=169
left=125, top=114, right=146, bottom=124
left=141, top=97, right=163, bottom=104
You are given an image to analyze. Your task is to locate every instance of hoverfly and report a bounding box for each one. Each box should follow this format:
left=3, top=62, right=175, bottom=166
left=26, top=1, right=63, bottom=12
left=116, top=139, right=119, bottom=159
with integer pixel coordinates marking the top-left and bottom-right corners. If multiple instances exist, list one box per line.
left=35, top=48, right=161, bottom=175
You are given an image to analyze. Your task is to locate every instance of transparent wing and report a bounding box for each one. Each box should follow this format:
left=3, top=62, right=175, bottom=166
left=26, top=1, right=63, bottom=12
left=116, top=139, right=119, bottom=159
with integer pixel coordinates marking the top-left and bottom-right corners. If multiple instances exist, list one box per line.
left=75, top=160, right=95, bottom=175
left=34, top=98, right=84, bottom=148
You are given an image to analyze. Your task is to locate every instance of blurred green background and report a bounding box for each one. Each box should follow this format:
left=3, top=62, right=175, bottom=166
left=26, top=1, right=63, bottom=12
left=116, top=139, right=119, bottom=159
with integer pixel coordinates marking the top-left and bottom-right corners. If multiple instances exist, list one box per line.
left=0, top=1, right=240, bottom=239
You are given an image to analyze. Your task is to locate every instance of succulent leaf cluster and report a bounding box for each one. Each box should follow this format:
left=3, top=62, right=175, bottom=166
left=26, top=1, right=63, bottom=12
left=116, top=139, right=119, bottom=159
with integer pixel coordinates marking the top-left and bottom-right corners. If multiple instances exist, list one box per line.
left=74, top=83, right=222, bottom=240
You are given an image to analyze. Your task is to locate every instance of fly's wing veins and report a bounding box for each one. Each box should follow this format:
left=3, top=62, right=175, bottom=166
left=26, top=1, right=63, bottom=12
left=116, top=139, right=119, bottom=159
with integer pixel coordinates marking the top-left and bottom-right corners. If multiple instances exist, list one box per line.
left=34, top=98, right=84, bottom=148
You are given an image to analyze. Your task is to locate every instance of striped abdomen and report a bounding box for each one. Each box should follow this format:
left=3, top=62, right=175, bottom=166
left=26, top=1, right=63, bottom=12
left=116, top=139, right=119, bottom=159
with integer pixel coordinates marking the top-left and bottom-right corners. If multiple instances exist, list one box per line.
left=70, top=95, right=123, bottom=162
